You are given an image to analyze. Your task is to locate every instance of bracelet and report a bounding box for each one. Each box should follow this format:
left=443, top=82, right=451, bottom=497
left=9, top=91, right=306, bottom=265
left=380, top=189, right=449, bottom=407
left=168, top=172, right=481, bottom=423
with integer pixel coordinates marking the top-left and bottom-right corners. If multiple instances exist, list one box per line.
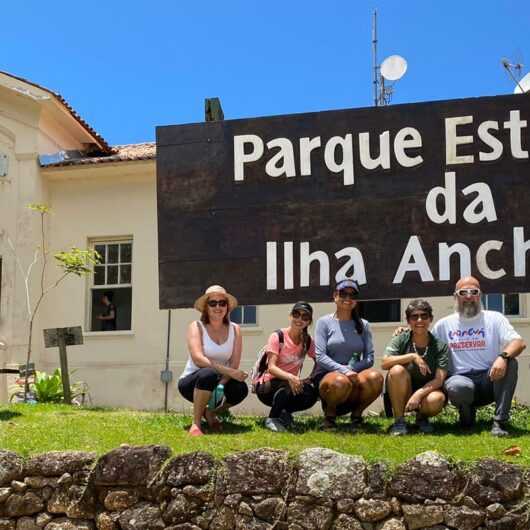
left=499, top=351, right=510, bottom=360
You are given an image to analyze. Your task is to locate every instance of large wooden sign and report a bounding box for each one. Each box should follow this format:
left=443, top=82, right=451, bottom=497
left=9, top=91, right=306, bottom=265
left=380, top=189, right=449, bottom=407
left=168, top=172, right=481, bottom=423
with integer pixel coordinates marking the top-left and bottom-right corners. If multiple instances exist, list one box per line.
left=156, top=94, right=530, bottom=308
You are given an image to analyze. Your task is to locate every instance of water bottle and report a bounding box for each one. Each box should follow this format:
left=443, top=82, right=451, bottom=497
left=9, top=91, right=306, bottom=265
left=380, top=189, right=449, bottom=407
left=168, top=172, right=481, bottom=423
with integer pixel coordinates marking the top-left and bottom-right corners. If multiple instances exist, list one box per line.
left=207, top=384, right=225, bottom=410
left=348, top=354, right=361, bottom=369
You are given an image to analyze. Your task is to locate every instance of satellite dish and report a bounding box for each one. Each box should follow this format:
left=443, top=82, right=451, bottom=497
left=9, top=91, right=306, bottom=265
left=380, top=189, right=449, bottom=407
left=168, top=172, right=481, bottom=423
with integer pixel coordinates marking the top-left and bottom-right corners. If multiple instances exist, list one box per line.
left=380, top=55, right=408, bottom=81
left=514, top=72, right=530, bottom=94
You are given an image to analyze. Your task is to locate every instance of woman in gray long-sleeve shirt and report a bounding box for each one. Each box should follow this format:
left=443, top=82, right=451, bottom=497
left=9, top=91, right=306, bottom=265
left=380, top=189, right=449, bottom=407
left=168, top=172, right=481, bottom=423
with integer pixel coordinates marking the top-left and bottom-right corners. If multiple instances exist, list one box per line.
left=313, top=279, right=384, bottom=430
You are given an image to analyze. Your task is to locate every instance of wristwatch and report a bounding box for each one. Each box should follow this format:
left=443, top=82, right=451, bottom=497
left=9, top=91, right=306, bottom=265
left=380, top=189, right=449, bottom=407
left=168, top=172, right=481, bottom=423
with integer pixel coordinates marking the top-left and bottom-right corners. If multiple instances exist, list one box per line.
left=499, top=352, right=510, bottom=360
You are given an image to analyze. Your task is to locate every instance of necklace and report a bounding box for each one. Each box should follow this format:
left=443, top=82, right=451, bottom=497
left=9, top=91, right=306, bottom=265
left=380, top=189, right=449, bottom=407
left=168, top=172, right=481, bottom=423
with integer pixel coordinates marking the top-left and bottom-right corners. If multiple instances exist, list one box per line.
left=412, top=341, right=428, bottom=358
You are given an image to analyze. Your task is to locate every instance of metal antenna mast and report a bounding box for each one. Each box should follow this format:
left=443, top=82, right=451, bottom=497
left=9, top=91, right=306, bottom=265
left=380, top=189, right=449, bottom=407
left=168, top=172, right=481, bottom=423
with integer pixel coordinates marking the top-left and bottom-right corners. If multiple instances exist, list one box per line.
left=372, top=10, right=379, bottom=106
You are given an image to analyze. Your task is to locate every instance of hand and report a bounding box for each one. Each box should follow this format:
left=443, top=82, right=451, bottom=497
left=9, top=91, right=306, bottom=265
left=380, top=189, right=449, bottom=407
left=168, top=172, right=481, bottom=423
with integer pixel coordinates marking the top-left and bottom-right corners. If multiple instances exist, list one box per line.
left=288, top=375, right=303, bottom=395
left=413, top=355, right=431, bottom=377
left=405, top=392, right=422, bottom=412
left=230, top=369, right=248, bottom=382
left=489, top=356, right=507, bottom=381
left=344, top=370, right=358, bottom=383
left=392, top=326, right=408, bottom=337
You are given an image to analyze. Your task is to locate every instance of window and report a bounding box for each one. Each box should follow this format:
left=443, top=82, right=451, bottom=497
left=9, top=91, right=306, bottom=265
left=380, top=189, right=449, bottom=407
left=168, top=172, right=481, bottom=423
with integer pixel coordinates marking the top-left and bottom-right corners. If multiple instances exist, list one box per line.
left=231, top=305, right=257, bottom=326
left=359, top=299, right=401, bottom=323
left=89, top=240, right=132, bottom=331
left=483, top=293, right=521, bottom=317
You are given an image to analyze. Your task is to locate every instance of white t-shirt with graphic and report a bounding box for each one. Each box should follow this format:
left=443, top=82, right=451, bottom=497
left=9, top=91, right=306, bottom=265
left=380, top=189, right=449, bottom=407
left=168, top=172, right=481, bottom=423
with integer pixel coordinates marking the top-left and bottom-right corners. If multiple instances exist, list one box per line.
left=432, top=310, right=521, bottom=374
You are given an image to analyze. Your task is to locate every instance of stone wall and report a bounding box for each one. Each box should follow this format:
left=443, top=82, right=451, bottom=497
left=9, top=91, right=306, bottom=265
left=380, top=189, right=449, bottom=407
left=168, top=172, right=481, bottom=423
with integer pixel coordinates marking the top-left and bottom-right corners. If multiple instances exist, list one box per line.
left=0, top=446, right=527, bottom=529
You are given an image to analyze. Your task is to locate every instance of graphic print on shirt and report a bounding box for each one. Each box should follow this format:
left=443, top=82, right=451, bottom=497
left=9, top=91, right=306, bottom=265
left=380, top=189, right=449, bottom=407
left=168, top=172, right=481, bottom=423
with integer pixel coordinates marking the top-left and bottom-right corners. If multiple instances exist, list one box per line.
left=448, top=327, right=486, bottom=352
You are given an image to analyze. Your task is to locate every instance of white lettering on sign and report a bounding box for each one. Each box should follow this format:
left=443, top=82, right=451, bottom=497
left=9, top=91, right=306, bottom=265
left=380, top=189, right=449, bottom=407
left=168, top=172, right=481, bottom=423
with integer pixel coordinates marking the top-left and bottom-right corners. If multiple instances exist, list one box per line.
left=233, top=127, right=426, bottom=185
left=445, top=110, right=528, bottom=165
left=266, top=241, right=366, bottom=290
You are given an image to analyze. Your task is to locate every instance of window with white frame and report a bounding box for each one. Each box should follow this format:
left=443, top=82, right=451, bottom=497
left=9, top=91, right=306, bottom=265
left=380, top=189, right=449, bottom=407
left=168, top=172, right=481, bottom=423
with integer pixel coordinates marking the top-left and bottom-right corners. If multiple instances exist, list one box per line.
left=231, top=305, right=257, bottom=326
left=89, top=240, right=132, bottom=331
left=482, top=293, right=521, bottom=317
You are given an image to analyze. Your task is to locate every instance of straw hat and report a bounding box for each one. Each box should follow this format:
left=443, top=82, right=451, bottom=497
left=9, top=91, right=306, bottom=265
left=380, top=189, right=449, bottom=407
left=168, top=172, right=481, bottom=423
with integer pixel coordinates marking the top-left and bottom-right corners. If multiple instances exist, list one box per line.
left=194, top=285, right=238, bottom=312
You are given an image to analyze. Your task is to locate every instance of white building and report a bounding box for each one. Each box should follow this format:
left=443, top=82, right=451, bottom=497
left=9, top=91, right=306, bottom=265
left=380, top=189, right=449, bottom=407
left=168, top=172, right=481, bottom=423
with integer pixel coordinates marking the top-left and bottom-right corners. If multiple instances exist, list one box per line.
left=0, top=71, right=529, bottom=411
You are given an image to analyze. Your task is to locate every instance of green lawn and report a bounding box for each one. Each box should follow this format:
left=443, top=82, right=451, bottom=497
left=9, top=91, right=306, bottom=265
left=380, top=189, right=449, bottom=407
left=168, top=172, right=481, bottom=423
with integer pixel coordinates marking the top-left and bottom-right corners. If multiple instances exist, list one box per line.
left=1, top=403, right=529, bottom=466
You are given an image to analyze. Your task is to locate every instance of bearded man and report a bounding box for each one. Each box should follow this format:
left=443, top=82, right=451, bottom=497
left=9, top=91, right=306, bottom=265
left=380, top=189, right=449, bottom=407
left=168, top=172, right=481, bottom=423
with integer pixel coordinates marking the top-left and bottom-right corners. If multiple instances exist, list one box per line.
left=432, top=276, right=525, bottom=436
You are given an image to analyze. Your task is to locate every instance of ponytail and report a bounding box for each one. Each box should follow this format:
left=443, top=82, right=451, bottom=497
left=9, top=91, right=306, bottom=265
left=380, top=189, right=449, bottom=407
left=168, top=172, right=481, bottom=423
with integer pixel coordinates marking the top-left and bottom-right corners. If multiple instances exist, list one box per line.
left=352, top=305, right=364, bottom=335
left=301, top=326, right=310, bottom=356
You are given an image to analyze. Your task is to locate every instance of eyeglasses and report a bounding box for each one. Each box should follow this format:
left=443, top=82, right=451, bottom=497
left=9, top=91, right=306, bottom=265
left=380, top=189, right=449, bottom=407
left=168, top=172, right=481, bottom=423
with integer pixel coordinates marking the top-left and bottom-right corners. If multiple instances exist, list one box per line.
left=292, top=310, right=311, bottom=322
left=455, top=288, right=480, bottom=297
left=207, top=299, right=228, bottom=308
left=337, top=290, right=358, bottom=300
left=409, top=312, right=430, bottom=321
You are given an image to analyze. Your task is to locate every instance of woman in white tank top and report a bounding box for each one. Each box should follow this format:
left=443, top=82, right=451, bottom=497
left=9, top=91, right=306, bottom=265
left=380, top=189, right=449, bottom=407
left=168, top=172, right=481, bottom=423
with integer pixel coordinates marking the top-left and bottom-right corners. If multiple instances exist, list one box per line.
left=178, top=285, right=248, bottom=436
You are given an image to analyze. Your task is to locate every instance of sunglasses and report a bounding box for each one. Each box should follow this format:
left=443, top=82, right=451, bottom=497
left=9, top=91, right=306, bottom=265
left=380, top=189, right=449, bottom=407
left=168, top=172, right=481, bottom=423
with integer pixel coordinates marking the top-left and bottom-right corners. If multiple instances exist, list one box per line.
left=337, top=289, right=358, bottom=300
left=455, top=288, right=480, bottom=297
left=207, top=299, right=228, bottom=308
left=292, top=310, right=311, bottom=322
left=409, top=312, right=431, bottom=321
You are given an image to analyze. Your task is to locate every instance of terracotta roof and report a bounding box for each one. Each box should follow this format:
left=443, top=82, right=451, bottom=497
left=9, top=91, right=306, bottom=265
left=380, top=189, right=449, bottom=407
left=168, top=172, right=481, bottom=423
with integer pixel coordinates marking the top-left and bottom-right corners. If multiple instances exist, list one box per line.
left=40, top=142, right=156, bottom=168
left=0, top=70, right=112, bottom=153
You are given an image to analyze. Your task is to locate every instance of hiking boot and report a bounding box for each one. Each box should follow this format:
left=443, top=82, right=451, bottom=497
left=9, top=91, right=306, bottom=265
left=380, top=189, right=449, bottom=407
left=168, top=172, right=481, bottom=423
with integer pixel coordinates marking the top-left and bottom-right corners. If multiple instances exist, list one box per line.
left=491, top=420, right=509, bottom=437
left=321, top=416, right=337, bottom=431
left=389, top=418, right=408, bottom=436
left=415, top=414, right=434, bottom=434
left=350, top=415, right=363, bottom=432
left=458, top=405, right=476, bottom=429
left=264, top=417, right=287, bottom=433
left=279, top=410, right=294, bottom=429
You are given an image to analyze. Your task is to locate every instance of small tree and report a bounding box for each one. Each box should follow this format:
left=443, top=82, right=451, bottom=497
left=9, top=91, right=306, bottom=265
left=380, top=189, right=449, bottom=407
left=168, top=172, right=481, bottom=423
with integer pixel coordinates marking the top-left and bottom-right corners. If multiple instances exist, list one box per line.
left=3, top=204, right=100, bottom=400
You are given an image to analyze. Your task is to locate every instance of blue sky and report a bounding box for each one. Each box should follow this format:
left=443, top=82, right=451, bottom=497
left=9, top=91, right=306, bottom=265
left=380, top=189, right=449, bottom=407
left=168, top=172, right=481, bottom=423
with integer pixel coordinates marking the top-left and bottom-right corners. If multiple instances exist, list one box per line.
left=2, top=1, right=529, bottom=146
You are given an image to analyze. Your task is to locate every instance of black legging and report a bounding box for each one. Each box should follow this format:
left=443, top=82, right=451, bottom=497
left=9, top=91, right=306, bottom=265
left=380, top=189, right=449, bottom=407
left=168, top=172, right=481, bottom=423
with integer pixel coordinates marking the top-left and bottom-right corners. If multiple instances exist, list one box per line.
left=178, top=368, right=248, bottom=406
left=256, top=378, right=318, bottom=418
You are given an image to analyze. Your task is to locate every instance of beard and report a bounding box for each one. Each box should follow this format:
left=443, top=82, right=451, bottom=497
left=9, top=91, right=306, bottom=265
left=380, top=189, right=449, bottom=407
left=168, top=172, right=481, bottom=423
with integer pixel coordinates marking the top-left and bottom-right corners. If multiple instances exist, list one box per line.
left=456, top=299, right=481, bottom=318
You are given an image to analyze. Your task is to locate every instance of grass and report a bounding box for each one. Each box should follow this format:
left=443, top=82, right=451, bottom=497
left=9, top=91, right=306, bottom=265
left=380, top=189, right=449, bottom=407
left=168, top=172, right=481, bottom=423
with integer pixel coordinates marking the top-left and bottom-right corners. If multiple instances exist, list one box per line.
left=0, top=403, right=529, bottom=466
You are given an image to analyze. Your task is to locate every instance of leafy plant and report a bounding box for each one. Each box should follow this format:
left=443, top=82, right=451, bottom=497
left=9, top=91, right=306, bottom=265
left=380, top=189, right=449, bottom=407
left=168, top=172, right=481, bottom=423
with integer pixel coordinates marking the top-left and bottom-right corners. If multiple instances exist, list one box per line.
left=9, top=369, right=91, bottom=405
left=33, top=369, right=64, bottom=403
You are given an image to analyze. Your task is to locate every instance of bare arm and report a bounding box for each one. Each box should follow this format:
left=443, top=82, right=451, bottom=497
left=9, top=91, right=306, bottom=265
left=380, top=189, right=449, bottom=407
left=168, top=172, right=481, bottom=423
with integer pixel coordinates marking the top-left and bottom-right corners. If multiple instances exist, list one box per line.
left=405, top=368, right=447, bottom=411
left=503, top=338, right=526, bottom=358
left=490, top=338, right=526, bottom=381
left=268, top=352, right=303, bottom=395
left=381, top=353, right=417, bottom=371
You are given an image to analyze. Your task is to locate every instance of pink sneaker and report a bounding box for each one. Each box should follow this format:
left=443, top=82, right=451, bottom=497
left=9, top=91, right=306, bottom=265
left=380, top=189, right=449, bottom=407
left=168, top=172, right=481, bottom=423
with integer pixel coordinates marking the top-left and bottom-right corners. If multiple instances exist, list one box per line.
left=188, top=424, right=204, bottom=437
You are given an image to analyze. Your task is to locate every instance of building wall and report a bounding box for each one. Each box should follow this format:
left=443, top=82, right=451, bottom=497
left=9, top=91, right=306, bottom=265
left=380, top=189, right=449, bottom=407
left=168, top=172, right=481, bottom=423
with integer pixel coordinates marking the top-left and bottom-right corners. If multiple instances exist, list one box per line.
left=1, top=79, right=528, bottom=413
left=35, top=163, right=530, bottom=413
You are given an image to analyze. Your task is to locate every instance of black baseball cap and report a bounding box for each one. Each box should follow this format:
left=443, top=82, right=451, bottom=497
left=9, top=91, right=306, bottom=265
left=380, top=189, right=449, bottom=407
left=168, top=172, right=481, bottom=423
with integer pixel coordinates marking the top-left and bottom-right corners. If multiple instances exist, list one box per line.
left=291, top=301, right=313, bottom=316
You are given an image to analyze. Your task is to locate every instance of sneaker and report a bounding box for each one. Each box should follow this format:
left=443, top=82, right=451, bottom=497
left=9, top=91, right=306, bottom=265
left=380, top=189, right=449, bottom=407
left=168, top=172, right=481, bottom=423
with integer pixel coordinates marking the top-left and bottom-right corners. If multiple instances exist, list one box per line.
left=264, top=417, right=287, bottom=433
left=389, top=418, right=408, bottom=436
left=321, top=416, right=337, bottom=431
left=415, top=414, right=434, bottom=434
left=491, top=420, right=509, bottom=437
left=458, top=405, right=476, bottom=428
left=279, top=410, right=294, bottom=429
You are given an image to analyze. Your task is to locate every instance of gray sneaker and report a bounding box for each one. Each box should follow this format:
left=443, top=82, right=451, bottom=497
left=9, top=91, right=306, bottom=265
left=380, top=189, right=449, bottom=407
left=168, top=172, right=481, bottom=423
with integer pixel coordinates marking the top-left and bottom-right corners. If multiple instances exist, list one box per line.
left=415, top=414, right=434, bottom=434
left=264, top=417, right=287, bottom=433
left=491, top=420, right=509, bottom=437
left=458, top=405, right=476, bottom=428
left=389, top=418, right=408, bottom=436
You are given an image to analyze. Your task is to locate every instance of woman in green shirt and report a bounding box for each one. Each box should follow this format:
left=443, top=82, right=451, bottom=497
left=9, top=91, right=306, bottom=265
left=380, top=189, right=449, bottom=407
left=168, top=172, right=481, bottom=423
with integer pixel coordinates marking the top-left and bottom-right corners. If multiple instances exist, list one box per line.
left=382, top=299, right=448, bottom=435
